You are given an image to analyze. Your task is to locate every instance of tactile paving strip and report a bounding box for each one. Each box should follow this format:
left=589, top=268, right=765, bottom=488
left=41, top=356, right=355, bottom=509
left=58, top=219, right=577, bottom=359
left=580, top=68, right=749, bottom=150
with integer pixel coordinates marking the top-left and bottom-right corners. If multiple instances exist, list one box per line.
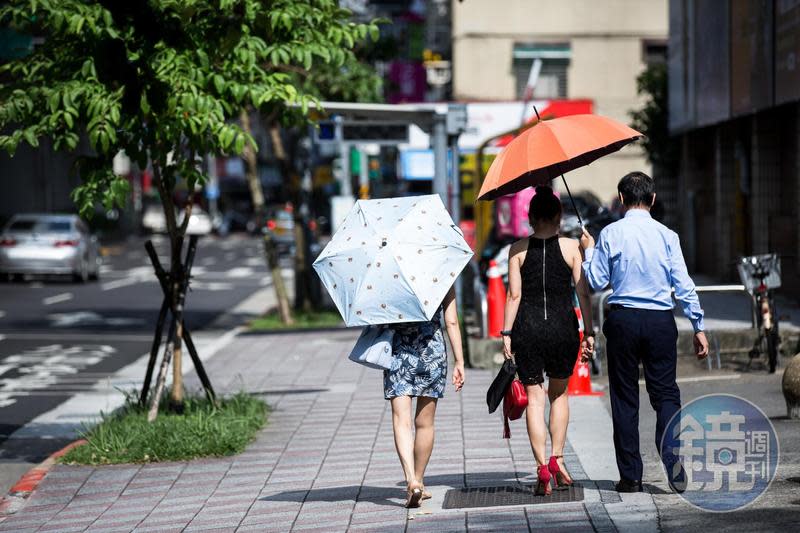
left=442, top=484, right=584, bottom=509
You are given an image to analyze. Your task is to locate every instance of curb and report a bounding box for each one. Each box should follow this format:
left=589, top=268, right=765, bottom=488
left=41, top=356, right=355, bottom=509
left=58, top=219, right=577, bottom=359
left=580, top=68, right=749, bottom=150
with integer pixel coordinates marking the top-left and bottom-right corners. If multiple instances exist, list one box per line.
left=0, top=439, right=87, bottom=518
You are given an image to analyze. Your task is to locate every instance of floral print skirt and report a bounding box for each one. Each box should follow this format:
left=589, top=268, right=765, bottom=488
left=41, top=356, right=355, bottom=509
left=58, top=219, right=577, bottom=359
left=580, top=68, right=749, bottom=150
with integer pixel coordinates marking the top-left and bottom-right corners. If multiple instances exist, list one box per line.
left=383, top=311, right=447, bottom=400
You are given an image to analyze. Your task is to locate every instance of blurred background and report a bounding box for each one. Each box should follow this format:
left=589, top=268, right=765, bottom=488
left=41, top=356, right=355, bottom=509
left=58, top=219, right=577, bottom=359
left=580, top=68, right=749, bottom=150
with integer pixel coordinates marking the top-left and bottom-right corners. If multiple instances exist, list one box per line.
left=2, top=0, right=800, bottom=495
left=2, top=0, right=799, bottom=324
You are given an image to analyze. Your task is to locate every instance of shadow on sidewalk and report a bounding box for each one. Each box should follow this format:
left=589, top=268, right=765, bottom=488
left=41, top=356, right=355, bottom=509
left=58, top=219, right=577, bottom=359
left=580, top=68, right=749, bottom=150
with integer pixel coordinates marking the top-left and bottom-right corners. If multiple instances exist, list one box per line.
left=590, top=479, right=671, bottom=495
left=261, top=485, right=405, bottom=507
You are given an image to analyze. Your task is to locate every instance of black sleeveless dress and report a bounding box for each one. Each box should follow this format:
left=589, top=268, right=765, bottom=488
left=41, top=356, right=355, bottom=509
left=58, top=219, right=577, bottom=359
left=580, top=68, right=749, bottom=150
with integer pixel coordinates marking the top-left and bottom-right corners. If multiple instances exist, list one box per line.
left=511, top=236, right=580, bottom=385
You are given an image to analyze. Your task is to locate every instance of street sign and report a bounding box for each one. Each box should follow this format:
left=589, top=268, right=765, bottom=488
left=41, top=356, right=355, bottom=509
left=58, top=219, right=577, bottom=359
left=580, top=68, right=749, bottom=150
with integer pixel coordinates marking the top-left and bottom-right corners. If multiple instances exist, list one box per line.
left=314, top=119, right=410, bottom=145
left=342, top=122, right=409, bottom=144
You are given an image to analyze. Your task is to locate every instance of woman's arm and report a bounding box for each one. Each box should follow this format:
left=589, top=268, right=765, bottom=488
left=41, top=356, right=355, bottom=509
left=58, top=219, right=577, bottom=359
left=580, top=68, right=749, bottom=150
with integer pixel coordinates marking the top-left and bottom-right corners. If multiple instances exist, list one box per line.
left=571, top=241, right=595, bottom=360
left=502, top=241, right=524, bottom=359
left=442, top=286, right=465, bottom=391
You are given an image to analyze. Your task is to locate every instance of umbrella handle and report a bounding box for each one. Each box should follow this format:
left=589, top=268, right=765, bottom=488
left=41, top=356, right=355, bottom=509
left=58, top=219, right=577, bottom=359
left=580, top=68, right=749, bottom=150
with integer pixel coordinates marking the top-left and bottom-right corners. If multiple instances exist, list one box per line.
left=560, top=174, right=584, bottom=228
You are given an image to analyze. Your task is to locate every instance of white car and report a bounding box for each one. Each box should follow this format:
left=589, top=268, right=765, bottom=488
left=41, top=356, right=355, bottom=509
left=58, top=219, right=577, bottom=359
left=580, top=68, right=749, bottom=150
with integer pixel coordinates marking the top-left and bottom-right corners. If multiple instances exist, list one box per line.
left=142, top=205, right=212, bottom=236
left=0, top=214, right=100, bottom=282
left=183, top=208, right=213, bottom=236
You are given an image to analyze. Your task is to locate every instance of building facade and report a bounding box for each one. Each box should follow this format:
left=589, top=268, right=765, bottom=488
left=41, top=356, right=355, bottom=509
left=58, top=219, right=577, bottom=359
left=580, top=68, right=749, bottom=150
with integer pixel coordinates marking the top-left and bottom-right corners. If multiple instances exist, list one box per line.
left=669, top=0, right=800, bottom=297
left=451, top=0, right=668, bottom=202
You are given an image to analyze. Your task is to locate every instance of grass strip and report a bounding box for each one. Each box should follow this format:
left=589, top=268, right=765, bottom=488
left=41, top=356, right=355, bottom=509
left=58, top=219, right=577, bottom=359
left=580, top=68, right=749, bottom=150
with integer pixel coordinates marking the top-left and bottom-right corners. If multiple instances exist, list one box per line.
left=249, top=309, right=343, bottom=331
left=61, top=392, right=268, bottom=465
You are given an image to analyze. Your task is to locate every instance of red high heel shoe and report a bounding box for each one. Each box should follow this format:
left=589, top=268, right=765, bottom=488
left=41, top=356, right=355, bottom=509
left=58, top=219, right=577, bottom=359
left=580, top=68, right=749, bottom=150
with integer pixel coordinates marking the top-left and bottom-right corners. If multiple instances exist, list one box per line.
left=548, top=455, right=573, bottom=490
left=534, top=464, right=552, bottom=496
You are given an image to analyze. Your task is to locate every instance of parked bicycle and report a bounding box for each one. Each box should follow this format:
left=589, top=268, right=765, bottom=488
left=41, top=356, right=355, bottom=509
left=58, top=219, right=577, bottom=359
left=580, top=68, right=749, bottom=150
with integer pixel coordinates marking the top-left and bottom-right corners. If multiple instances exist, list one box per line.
left=738, top=254, right=781, bottom=373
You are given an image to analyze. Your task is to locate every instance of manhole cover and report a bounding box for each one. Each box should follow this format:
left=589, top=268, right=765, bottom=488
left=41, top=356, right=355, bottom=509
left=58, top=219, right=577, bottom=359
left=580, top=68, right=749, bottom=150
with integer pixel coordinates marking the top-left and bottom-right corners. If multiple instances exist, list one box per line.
left=442, top=484, right=584, bottom=509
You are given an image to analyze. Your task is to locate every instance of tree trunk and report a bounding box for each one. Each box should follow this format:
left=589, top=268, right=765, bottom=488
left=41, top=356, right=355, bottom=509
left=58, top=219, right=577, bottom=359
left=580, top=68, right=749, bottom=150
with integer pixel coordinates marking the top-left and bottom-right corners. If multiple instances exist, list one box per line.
left=241, top=109, right=294, bottom=323
left=269, top=123, right=312, bottom=313
left=150, top=162, right=187, bottom=417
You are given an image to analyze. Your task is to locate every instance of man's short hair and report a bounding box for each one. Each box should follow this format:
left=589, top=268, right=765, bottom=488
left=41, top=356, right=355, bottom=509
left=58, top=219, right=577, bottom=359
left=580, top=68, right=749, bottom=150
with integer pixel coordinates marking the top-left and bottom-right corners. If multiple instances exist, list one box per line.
left=618, top=171, right=655, bottom=207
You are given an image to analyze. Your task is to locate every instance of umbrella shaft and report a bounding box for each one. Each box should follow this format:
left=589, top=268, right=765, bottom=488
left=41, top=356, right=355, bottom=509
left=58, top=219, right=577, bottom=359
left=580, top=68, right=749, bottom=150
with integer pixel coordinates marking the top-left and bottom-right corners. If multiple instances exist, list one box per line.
left=561, top=174, right=583, bottom=228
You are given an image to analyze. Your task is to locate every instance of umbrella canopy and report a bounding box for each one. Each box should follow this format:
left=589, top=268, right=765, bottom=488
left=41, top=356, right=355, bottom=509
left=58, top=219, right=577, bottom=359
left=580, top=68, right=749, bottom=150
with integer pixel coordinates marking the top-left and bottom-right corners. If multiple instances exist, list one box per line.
left=477, top=114, right=643, bottom=201
left=313, top=195, right=474, bottom=327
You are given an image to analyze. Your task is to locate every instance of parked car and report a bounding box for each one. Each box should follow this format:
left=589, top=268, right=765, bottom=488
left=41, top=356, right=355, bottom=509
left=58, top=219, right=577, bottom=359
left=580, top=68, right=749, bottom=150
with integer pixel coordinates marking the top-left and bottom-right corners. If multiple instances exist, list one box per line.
left=141, top=204, right=167, bottom=234
left=0, top=214, right=100, bottom=282
left=264, top=206, right=295, bottom=253
left=182, top=207, right=213, bottom=236
left=141, top=204, right=213, bottom=236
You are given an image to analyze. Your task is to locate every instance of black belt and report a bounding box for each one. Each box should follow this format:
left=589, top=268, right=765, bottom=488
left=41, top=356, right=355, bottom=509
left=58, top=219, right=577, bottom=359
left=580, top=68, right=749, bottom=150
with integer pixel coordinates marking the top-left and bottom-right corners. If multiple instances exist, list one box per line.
left=609, top=304, right=627, bottom=310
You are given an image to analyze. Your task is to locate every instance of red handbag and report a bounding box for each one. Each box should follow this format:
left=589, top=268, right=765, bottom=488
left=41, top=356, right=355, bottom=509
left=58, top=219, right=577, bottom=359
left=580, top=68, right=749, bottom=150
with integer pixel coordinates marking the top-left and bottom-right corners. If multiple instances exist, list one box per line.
left=502, top=379, right=528, bottom=438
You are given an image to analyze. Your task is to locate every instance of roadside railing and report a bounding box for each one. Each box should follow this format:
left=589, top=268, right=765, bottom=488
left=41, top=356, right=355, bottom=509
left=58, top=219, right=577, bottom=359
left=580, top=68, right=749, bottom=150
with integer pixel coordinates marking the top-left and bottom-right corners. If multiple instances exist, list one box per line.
left=592, top=284, right=753, bottom=374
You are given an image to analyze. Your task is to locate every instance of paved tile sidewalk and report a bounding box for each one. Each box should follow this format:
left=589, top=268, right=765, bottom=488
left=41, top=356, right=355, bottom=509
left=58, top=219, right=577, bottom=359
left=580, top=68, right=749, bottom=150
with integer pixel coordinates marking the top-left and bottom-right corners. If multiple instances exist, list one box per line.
left=0, top=329, right=664, bottom=532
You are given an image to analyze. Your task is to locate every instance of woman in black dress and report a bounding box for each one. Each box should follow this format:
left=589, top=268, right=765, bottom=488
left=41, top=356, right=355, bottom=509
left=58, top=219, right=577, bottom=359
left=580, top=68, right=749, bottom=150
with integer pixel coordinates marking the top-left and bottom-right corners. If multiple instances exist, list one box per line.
left=501, top=186, right=595, bottom=495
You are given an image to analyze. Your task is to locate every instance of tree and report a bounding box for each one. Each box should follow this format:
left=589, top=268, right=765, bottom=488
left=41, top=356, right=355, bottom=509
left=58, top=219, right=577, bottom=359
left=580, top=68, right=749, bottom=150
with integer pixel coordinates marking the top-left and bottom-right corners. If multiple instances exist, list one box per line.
left=629, top=62, right=678, bottom=174
left=0, top=0, right=378, bottom=414
left=240, top=30, right=384, bottom=318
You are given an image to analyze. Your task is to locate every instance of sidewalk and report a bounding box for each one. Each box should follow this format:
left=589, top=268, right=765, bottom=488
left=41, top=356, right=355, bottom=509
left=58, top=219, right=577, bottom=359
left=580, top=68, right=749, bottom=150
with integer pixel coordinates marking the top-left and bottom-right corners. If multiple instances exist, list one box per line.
left=0, top=327, right=675, bottom=532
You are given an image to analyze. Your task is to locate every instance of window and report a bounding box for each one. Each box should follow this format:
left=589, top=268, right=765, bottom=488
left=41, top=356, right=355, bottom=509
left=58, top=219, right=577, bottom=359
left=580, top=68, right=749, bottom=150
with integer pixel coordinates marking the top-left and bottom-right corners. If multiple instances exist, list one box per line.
left=512, top=43, right=570, bottom=99
left=642, top=40, right=667, bottom=65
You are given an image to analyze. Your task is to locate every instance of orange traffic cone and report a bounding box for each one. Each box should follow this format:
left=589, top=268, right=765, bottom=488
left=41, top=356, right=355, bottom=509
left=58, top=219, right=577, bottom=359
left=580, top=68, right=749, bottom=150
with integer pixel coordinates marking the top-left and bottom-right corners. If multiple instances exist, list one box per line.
left=486, top=260, right=505, bottom=338
left=568, top=306, right=603, bottom=396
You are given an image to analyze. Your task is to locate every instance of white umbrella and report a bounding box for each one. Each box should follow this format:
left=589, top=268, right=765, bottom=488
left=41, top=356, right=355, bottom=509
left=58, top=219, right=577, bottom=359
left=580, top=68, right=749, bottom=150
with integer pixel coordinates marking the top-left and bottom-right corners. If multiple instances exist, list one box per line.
left=313, top=195, right=473, bottom=327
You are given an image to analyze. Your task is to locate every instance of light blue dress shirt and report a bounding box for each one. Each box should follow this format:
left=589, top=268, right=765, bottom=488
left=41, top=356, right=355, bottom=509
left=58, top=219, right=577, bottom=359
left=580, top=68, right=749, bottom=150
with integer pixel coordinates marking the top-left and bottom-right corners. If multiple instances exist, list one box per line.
left=583, top=209, right=705, bottom=332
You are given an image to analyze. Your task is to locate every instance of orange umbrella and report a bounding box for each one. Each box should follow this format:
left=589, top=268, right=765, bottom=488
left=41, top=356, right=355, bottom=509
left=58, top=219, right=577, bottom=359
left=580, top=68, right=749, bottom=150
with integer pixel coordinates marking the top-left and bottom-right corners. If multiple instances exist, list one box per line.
left=477, top=112, right=643, bottom=225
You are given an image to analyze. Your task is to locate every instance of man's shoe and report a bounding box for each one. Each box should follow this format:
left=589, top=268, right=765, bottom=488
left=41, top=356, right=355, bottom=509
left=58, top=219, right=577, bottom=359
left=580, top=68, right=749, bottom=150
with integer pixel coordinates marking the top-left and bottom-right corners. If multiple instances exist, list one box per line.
left=665, top=460, right=687, bottom=494
left=615, top=479, right=642, bottom=493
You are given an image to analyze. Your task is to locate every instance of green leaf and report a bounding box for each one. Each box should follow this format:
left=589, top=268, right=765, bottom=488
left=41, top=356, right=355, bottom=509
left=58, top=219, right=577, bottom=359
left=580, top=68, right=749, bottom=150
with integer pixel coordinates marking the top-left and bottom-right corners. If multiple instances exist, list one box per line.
left=213, top=74, right=225, bottom=94
left=23, top=128, right=38, bottom=148
left=233, top=132, right=245, bottom=154
left=140, top=93, right=150, bottom=115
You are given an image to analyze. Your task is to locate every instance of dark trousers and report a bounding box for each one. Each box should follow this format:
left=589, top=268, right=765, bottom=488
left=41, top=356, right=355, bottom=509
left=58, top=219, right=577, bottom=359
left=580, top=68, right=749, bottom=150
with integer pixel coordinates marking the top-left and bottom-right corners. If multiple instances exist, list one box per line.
left=603, top=307, right=680, bottom=482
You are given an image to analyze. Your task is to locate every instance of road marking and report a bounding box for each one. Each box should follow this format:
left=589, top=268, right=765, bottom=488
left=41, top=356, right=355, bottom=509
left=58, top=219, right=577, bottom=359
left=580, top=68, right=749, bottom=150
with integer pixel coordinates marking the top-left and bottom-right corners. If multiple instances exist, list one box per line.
left=29, top=282, right=44, bottom=289
left=226, top=267, right=253, bottom=278
left=0, top=332, right=152, bottom=341
left=0, top=310, right=5, bottom=319
left=638, top=373, right=741, bottom=385
left=101, top=266, right=154, bottom=290
left=47, top=311, right=144, bottom=327
left=101, top=277, right=141, bottom=291
left=191, top=281, right=235, bottom=291
left=43, top=293, right=73, bottom=305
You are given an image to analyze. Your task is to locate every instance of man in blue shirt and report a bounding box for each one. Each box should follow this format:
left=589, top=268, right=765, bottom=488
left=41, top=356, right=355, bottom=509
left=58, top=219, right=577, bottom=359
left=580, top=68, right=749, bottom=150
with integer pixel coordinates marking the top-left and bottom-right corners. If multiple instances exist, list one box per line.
left=580, top=171, right=708, bottom=493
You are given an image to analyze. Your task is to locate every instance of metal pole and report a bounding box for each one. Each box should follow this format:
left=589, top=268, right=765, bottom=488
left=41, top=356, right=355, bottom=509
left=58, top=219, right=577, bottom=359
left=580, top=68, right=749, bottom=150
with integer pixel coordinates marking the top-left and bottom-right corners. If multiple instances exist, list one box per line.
left=358, top=145, right=369, bottom=199
left=432, top=111, right=448, bottom=206
left=335, top=116, right=352, bottom=197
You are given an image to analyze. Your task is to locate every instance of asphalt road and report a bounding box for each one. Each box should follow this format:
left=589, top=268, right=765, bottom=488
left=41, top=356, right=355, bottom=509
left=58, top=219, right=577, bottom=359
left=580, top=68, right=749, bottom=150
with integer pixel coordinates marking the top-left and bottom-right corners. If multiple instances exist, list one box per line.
left=0, top=233, right=275, bottom=492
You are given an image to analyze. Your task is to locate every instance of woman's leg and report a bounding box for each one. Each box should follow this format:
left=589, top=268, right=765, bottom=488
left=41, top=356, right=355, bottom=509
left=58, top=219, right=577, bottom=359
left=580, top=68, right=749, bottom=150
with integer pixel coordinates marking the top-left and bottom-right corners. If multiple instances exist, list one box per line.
left=524, top=383, right=548, bottom=465
left=548, top=378, right=570, bottom=472
left=390, top=396, right=419, bottom=487
left=413, top=397, right=438, bottom=485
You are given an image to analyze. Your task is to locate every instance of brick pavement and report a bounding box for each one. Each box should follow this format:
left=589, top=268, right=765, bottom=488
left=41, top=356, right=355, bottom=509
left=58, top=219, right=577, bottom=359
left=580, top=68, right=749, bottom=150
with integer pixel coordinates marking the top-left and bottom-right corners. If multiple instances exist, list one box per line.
left=0, top=329, right=660, bottom=532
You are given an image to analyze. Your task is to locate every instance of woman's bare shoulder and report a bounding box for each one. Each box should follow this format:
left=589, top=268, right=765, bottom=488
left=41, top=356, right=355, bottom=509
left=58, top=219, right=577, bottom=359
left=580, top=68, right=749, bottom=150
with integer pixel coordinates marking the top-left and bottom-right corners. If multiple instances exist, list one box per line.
left=558, top=236, right=580, bottom=261
left=558, top=236, right=579, bottom=250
